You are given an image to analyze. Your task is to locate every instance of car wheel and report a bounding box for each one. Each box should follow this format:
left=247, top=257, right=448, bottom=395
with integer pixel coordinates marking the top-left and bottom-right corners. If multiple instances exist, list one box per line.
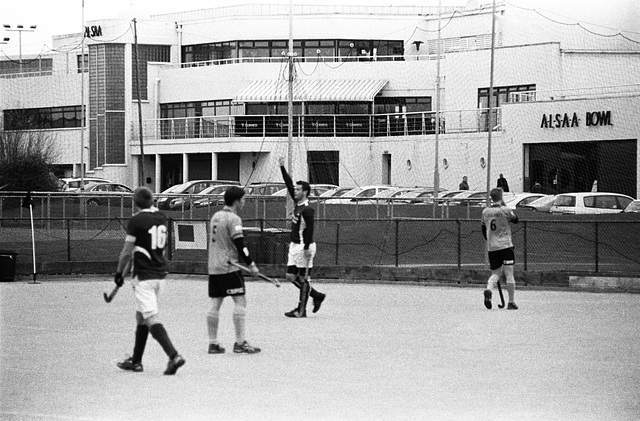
left=87, top=198, right=100, bottom=206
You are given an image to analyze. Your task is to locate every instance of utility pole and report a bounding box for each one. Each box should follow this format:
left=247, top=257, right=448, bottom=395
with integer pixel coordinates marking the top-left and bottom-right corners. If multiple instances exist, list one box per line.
left=133, top=18, right=146, bottom=187
left=485, top=0, right=497, bottom=205
left=432, top=0, right=442, bottom=218
left=80, top=0, right=86, bottom=186
left=286, top=0, right=295, bottom=214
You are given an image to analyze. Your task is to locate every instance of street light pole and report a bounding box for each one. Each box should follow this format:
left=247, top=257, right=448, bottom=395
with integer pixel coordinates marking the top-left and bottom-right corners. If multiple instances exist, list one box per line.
left=3, top=24, right=37, bottom=74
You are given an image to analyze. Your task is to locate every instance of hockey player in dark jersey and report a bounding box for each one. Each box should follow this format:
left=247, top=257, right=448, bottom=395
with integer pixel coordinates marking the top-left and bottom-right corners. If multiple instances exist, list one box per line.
left=279, top=157, right=326, bottom=318
left=114, top=187, right=185, bottom=375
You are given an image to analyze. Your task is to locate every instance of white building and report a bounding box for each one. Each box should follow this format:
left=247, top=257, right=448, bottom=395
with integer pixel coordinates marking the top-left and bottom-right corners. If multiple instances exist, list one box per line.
left=1, top=2, right=639, bottom=197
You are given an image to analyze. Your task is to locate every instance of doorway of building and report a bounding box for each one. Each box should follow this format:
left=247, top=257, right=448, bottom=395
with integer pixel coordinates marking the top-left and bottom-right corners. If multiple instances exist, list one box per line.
left=382, top=153, right=392, bottom=185
left=217, top=153, right=240, bottom=182
left=160, top=154, right=183, bottom=192
left=188, top=153, right=212, bottom=181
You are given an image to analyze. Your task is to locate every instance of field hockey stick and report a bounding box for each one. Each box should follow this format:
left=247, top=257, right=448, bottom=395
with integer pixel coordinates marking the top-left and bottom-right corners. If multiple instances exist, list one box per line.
left=228, top=260, right=281, bottom=287
left=103, top=285, right=120, bottom=303
left=496, top=278, right=506, bottom=309
left=104, top=262, right=131, bottom=303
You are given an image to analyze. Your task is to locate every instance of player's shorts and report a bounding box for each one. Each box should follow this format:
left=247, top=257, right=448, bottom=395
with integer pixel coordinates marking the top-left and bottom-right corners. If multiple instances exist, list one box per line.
left=131, top=277, right=164, bottom=319
left=287, top=242, right=316, bottom=270
left=488, top=247, right=515, bottom=270
left=208, top=271, right=245, bottom=298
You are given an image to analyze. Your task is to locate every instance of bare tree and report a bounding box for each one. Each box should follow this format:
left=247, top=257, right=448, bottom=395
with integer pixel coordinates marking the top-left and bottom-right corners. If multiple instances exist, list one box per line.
left=0, top=131, right=60, bottom=191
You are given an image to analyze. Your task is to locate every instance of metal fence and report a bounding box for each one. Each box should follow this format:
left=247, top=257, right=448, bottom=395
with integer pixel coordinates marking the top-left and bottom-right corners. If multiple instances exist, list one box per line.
left=3, top=217, right=639, bottom=275
left=143, top=108, right=501, bottom=141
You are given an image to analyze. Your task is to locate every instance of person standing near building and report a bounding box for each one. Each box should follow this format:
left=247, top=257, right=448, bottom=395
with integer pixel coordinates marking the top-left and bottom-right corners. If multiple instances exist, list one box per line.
left=278, top=156, right=326, bottom=318
left=497, top=173, right=510, bottom=192
left=459, top=176, right=469, bottom=190
left=481, top=188, right=519, bottom=310
left=115, top=187, right=185, bottom=375
left=206, top=186, right=261, bottom=354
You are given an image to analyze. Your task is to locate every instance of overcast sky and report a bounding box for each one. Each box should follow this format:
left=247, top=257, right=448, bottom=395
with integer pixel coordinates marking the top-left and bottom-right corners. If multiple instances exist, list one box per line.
left=1, top=0, right=638, bottom=55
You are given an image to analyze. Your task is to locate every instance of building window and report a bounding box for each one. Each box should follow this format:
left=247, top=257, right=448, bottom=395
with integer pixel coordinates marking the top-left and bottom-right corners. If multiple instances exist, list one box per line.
left=4, top=106, right=83, bottom=130
left=132, top=44, right=171, bottom=100
left=478, top=84, right=536, bottom=108
left=77, top=54, right=88, bottom=73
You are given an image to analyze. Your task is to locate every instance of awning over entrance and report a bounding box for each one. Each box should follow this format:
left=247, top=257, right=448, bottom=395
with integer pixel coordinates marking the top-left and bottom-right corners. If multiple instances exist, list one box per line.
left=234, top=79, right=388, bottom=102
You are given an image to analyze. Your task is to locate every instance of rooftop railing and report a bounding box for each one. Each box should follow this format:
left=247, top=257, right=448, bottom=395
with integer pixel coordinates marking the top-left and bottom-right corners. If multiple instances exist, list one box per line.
left=174, top=54, right=442, bottom=69
left=141, top=108, right=502, bottom=141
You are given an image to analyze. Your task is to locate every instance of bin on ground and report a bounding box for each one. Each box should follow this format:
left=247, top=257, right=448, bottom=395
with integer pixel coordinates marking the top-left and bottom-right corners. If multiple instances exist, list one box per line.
left=244, top=228, right=289, bottom=264
left=0, top=251, right=18, bottom=282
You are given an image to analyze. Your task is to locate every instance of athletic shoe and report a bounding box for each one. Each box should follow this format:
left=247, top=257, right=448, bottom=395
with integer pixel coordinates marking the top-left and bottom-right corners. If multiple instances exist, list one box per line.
left=208, top=343, right=225, bottom=354
left=284, top=308, right=306, bottom=318
left=312, top=293, right=326, bottom=313
left=507, top=302, right=519, bottom=310
left=117, top=357, right=143, bottom=373
left=164, top=354, right=186, bottom=375
left=233, top=341, right=261, bottom=354
left=483, top=289, right=492, bottom=310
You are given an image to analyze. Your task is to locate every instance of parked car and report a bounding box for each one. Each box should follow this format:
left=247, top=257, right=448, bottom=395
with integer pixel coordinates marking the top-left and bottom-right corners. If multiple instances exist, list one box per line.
left=245, top=183, right=287, bottom=196
left=172, top=184, right=238, bottom=209
left=504, top=193, right=547, bottom=210
left=550, top=192, right=634, bottom=215
left=520, top=195, right=558, bottom=213
left=60, top=177, right=111, bottom=192
left=318, top=187, right=355, bottom=199
left=371, top=187, right=422, bottom=203
left=81, top=182, right=133, bottom=206
left=396, top=188, right=447, bottom=204
left=623, top=199, right=640, bottom=213
left=272, top=184, right=339, bottom=197
left=157, top=180, right=239, bottom=209
left=324, top=186, right=394, bottom=204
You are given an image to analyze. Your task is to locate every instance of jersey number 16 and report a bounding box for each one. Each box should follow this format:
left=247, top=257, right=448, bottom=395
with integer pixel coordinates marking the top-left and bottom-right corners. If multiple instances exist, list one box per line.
left=148, top=225, right=167, bottom=250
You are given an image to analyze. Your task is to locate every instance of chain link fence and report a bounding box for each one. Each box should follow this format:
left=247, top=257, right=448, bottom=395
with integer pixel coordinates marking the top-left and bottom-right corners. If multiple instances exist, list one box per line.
left=2, top=217, right=639, bottom=274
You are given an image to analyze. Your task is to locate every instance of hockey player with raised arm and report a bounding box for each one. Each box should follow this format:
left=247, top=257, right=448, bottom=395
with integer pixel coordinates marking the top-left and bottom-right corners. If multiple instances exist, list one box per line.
left=279, top=156, right=326, bottom=318
left=481, top=188, right=519, bottom=310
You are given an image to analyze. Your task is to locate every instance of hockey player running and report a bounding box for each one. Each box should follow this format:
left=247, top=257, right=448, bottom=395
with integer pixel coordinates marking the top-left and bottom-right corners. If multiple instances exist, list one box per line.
left=206, top=186, right=261, bottom=354
left=278, top=156, right=326, bottom=318
left=481, top=188, right=519, bottom=310
left=115, top=187, right=185, bottom=375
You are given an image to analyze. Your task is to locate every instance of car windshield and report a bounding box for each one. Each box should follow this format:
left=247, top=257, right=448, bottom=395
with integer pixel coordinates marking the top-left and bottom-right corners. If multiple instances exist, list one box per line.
left=200, top=185, right=230, bottom=195
left=624, top=202, right=640, bottom=212
left=554, top=195, right=576, bottom=207
left=161, top=184, right=186, bottom=194
left=528, top=195, right=556, bottom=206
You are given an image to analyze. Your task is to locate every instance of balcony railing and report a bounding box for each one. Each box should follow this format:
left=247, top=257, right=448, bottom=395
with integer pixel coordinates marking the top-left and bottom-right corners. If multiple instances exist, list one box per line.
left=143, top=108, right=502, bottom=141
left=509, top=84, right=640, bottom=102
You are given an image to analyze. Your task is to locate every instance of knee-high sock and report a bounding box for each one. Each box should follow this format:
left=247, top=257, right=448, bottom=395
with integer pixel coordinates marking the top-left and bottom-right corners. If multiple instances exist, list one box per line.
left=506, top=283, right=516, bottom=303
left=298, top=281, right=311, bottom=314
left=206, top=313, right=220, bottom=344
left=292, top=275, right=321, bottom=299
left=150, top=324, right=177, bottom=359
left=233, top=306, right=246, bottom=344
left=132, top=324, right=149, bottom=363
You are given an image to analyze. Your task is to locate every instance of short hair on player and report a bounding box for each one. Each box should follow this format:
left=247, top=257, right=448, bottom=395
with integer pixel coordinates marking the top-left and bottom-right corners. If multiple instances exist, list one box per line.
left=296, top=181, right=311, bottom=197
left=134, top=187, right=154, bottom=209
left=224, top=186, right=246, bottom=206
left=489, top=188, right=503, bottom=203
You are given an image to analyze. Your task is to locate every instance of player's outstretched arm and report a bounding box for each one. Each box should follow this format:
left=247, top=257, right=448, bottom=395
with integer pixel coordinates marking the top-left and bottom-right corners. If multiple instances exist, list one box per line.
left=278, top=156, right=295, bottom=199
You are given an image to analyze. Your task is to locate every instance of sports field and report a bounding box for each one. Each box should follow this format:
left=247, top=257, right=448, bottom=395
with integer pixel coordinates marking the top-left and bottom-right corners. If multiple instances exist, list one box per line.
left=1, top=277, right=639, bottom=420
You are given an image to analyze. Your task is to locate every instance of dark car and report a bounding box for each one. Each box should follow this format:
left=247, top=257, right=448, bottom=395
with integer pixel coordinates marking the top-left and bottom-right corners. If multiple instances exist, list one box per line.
left=157, top=180, right=240, bottom=210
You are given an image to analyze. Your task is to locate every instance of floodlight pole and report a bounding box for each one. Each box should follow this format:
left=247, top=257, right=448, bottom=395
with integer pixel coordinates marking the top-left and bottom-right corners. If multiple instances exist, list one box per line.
left=80, top=0, right=86, bottom=186
left=485, top=0, right=497, bottom=205
left=4, top=24, right=37, bottom=74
